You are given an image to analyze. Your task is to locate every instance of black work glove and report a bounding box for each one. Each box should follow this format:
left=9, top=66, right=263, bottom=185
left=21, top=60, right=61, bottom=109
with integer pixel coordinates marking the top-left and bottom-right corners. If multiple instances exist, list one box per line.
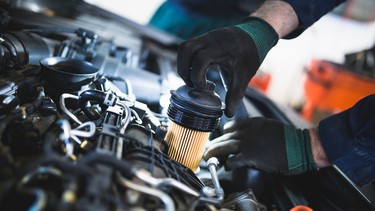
left=203, top=117, right=317, bottom=175
left=177, top=17, right=279, bottom=117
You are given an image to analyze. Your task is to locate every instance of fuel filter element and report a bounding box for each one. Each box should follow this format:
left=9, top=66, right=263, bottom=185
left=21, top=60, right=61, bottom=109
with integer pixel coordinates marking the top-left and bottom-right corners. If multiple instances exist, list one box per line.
left=165, top=84, right=224, bottom=172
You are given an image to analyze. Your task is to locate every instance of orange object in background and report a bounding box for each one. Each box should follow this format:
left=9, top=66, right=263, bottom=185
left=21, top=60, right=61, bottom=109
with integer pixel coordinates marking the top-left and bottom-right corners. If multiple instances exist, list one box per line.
left=249, top=71, right=271, bottom=93
left=290, top=205, right=313, bottom=211
left=302, top=59, right=375, bottom=122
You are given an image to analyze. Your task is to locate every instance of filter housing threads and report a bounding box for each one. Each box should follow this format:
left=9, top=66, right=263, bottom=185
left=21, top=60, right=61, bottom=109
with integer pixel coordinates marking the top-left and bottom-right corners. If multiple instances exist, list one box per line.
left=165, top=84, right=224, bottom=172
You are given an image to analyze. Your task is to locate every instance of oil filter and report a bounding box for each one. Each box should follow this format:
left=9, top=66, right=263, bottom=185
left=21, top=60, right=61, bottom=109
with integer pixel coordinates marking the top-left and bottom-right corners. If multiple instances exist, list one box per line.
left=165, top=84, right=224, bottom=172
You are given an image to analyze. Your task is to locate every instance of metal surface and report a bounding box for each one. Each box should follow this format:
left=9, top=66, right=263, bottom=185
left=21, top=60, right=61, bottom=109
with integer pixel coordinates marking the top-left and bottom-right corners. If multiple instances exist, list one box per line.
left=207, top=157, right=224, bottom=200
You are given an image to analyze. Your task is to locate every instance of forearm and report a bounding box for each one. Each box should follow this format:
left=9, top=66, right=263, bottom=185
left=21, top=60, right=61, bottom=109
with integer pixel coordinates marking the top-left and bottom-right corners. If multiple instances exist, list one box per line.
left=251, top=0, right=299, bottom=38
left=309, top=127, right=332, bottom=168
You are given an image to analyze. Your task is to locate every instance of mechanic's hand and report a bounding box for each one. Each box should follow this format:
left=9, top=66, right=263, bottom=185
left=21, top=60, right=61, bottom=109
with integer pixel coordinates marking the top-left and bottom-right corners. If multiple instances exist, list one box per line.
left=203, top=117, right=318, bottom=175
left=177, top=18, right=279, bottom=117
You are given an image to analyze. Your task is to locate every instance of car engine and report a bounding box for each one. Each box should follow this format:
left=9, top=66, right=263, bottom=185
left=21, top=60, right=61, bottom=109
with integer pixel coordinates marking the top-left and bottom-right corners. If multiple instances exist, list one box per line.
left=0, top=1, right=374, bottom=210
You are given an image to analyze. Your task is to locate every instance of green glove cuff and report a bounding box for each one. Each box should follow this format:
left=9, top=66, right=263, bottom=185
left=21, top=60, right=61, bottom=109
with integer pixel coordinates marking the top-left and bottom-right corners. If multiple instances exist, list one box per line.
left=235, top=17, right=279, bottom=64
left=284, top=126, right=318, bottom=175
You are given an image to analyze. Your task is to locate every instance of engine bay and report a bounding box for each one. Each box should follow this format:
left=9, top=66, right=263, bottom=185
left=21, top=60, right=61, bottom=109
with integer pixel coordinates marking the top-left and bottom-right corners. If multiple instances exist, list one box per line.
left=0, top=1, right=374, bottom=210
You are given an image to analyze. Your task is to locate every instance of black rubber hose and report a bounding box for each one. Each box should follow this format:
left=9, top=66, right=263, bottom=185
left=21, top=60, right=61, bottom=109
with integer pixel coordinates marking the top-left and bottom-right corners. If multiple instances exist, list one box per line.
left=22, top=27, right=76, bottom=35
left=23, top=27, right=97, bottom=41
left=0, top=36, right=19, bottom=65
left=20, top=128, right=91, bottom=177
left=78, top=90, right=109, bottom=120
left=40, top=130, right=92, bottom=176
left=78, top=152, right=136, bottom=179
left=22, top=149, right=92, bottom=177
left=39, top=157, right=92, bottom=177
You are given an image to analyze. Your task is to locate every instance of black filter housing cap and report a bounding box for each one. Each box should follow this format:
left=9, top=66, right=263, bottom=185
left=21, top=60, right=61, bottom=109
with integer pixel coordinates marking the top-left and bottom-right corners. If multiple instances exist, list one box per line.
left=168, top=85, right=225, bottom=132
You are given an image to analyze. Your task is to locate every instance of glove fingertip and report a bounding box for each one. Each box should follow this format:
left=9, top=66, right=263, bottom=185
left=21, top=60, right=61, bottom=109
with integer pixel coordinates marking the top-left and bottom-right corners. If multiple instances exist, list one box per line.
left=183, top=79, right=194, bottom=87
left=224, top=107, right=235, bottom=118
left=225, top=99, right=239, bottom=117
left=225, top=88, right=242, bottom=118
left=190, top=71, right=209, bottom=91
left=223, top=121, right=236, bottom=132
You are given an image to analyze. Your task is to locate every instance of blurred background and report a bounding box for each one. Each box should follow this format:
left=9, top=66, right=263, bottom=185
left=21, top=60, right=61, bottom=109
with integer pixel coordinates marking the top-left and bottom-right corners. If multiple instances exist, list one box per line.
left=86, top=0, right=375, bottom=124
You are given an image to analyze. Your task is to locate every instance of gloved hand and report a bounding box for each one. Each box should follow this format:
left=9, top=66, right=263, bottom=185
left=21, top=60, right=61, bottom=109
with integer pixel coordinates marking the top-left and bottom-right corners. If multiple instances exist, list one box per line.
left=177, top=17, right=279, bottom=117
left=203, top=117, right=318, bottom=175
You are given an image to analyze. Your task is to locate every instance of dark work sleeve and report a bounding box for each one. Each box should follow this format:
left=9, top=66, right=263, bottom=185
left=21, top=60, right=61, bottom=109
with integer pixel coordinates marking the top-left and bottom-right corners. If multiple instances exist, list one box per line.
left=319, top=94, right=375, bottom=186
left=283, top=0, right=346, bottom=38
